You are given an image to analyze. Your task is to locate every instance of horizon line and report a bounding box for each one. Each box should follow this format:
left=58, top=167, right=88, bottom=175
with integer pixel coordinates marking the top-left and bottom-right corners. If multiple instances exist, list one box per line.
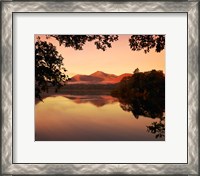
left=68, top=69, right=165, bottom=77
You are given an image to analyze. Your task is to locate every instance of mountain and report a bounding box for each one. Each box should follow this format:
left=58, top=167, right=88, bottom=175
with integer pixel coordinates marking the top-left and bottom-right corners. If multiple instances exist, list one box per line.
left=90, top=71, right=117, bottom=80
left=69, top=71, right=132, bottom=84
left=71, top=74, right=103, bottom=82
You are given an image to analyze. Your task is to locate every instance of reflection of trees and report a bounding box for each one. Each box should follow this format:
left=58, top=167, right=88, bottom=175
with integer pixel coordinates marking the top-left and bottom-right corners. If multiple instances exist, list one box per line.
left=118, top=92, right=165, bottom=139
left=146, top=118, right=165, bottom=139
left=111, top=70, right=165, bottom=139
left=119, top=96, right=164, bottom=119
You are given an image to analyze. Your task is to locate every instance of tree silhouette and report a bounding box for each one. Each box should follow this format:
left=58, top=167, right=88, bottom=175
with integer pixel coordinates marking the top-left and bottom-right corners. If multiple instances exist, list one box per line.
left=146, top=117, right=165, bottom=139
left=133, top=68, right=140, bottom=74
left=49, top=35, right=119, bottom=51
left=35, top=37, right=68, bottom=101
left=129, top=35, right=165, bottom=53
left=111, top=70, right=165, bottom=119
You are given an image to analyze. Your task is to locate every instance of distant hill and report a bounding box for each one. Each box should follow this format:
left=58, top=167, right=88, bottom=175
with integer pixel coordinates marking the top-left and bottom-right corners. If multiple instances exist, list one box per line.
left=69, top=71, right=132, bottom=84
left=90, top=71, right=117, bottom=80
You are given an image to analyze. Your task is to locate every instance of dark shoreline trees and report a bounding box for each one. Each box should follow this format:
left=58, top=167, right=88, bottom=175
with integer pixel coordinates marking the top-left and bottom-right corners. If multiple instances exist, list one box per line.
left=111, top=70, right=165, bottom=119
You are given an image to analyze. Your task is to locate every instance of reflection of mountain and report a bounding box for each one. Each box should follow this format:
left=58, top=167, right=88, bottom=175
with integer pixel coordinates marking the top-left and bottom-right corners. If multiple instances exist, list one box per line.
left=65, top=95, right=118, bottom=107
left=69, top=71, right=132, bottom=84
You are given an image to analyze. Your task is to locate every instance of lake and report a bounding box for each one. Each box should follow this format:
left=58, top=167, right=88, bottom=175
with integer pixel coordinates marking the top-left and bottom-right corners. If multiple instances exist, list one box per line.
left=35, top=94, right=165, bottom=141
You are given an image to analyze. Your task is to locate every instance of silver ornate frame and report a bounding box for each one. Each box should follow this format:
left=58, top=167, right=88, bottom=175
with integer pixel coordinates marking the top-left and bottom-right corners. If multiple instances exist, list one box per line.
left=1, top=1, right=199, bottom=175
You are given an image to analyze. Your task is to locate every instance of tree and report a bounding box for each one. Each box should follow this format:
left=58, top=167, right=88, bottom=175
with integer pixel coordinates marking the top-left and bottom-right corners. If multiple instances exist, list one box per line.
left=129, top=35, right=165, bottom=53
left=133, top=68, right=140, bottom=74
left=35, top=37, right=68, bottom=101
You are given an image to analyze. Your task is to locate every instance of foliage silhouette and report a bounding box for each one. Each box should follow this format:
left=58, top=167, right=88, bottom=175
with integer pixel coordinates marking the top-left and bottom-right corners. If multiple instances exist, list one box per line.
left=50, top=35, right=165, bottom=53
left=146, top=118, right=165, bottom=139
left=49, top=35, right=119, bottom=51
left=111, top=70, right=165, bottom=119
left=35, top=37, right=68, bottom=101
left=129, top=35, right=165, bottom=53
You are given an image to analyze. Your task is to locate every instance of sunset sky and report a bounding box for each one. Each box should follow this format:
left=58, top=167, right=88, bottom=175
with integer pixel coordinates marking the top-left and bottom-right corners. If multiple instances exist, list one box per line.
left=35, top=35, right=165, bottom=77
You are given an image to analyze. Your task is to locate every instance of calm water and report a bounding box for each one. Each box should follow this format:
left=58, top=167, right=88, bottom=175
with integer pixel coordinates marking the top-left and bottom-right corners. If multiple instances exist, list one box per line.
left=35, top=95, right=164, bottom=141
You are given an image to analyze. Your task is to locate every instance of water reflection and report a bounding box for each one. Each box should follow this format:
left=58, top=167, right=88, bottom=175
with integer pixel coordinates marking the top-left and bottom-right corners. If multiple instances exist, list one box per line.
left=35, top=95, right=164, bottom=141
left=119, top=98, right=164, bottom=119
left=65, top=95, right=118, bottom=107
left=117, top=95, right=165, bottom=139
left=146, top=118, right=165, bottom=139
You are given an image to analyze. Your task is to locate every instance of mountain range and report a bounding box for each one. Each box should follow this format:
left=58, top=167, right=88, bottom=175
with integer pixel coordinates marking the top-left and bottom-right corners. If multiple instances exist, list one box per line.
left=68, top=71, right=132, bottom=84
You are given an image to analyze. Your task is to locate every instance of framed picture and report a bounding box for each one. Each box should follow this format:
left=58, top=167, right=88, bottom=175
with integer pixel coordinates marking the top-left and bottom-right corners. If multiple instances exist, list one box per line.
left=1, top=0, right=199, bottom=175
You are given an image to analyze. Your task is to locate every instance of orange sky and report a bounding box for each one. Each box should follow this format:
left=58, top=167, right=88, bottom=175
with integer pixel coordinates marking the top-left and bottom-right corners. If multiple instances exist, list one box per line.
left=35, top=35, right=165, bottom=77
